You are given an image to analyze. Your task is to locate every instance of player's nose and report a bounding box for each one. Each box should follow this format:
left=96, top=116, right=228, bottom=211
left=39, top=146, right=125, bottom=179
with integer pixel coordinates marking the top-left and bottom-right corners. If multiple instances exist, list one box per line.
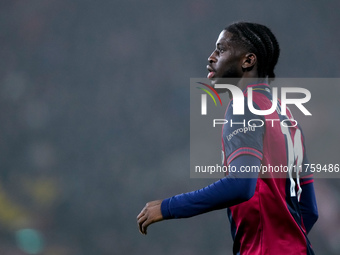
left=208, top=51, right=217, bottom=63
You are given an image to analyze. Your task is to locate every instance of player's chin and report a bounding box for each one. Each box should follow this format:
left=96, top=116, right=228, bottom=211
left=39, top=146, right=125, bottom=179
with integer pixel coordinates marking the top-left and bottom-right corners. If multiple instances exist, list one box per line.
left=214, top=76, right=240, bottom=86
left=210, top=77, right=223, bottom=88
left=210, top=79, right=225, bottom=93
left=209, top=78, right=217, bottom=87
left=209, top=76, right=222, bottom=87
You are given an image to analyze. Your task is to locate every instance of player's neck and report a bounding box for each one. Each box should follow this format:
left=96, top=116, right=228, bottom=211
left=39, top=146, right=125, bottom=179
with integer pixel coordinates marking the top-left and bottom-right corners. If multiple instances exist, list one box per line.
left=237, top=77, right=261, bottom=91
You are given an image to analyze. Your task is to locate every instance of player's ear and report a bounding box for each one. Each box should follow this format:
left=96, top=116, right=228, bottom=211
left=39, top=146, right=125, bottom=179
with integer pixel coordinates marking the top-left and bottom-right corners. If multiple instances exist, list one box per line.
left=242, top=53, right=257, bottom=71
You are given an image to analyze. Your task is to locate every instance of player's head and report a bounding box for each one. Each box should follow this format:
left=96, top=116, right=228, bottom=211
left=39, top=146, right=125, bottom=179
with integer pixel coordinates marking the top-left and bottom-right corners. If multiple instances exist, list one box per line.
left=207, top=22, right=280, bottom=85
left=226, top=22, right=280, bottom=79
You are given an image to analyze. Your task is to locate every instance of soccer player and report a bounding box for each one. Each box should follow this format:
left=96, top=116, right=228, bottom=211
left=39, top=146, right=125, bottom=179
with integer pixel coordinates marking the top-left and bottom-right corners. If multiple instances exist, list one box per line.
left=137, top=22, right=318, bottom=255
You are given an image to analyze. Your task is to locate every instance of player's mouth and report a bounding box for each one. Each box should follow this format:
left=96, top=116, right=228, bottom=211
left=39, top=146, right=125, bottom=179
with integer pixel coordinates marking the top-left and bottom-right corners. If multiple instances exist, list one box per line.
left=207, top=65, right=216, bottom=79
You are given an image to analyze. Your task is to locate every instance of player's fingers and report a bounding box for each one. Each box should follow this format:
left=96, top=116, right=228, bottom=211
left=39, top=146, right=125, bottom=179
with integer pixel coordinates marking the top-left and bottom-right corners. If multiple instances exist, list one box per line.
left=142, top=218, right=151, bottom=235
left=137, top=210, right=145, bottom=220
left=137, top=215, right=147, bottom=235
left=137, top=204, right=148, bottom=220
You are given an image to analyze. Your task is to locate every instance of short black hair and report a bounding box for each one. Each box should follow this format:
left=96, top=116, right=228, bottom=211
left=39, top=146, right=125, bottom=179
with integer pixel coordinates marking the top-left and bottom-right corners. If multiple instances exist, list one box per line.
left=225, top=22, right=280, bottom=80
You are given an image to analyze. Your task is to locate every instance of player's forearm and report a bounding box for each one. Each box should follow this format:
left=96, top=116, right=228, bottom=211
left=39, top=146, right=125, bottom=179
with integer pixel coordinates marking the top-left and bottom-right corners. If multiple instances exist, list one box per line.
left=161, top=178, right=255, bottom=219
left=161, top=155, right=259, bottom=219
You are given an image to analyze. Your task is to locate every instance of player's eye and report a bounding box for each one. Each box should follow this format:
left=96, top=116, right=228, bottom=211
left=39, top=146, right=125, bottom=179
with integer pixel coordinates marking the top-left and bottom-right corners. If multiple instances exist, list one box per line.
left=217, top=48, right=225, bottom=54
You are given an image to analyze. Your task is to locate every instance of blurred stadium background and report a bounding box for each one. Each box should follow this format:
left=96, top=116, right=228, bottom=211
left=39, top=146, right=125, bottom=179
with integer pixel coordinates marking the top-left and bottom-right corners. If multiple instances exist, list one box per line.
left=0, top=1, right=339, bottom=254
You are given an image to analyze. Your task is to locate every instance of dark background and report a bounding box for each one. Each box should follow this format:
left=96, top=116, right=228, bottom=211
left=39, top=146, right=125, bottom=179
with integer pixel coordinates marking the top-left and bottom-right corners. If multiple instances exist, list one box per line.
left=0, top=1, right=339, bottom=254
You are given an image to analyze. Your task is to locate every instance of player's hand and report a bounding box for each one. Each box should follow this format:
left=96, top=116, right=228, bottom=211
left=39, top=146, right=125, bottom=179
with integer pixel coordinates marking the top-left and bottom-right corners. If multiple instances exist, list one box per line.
left=137, top=200, right=163, bottom=235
